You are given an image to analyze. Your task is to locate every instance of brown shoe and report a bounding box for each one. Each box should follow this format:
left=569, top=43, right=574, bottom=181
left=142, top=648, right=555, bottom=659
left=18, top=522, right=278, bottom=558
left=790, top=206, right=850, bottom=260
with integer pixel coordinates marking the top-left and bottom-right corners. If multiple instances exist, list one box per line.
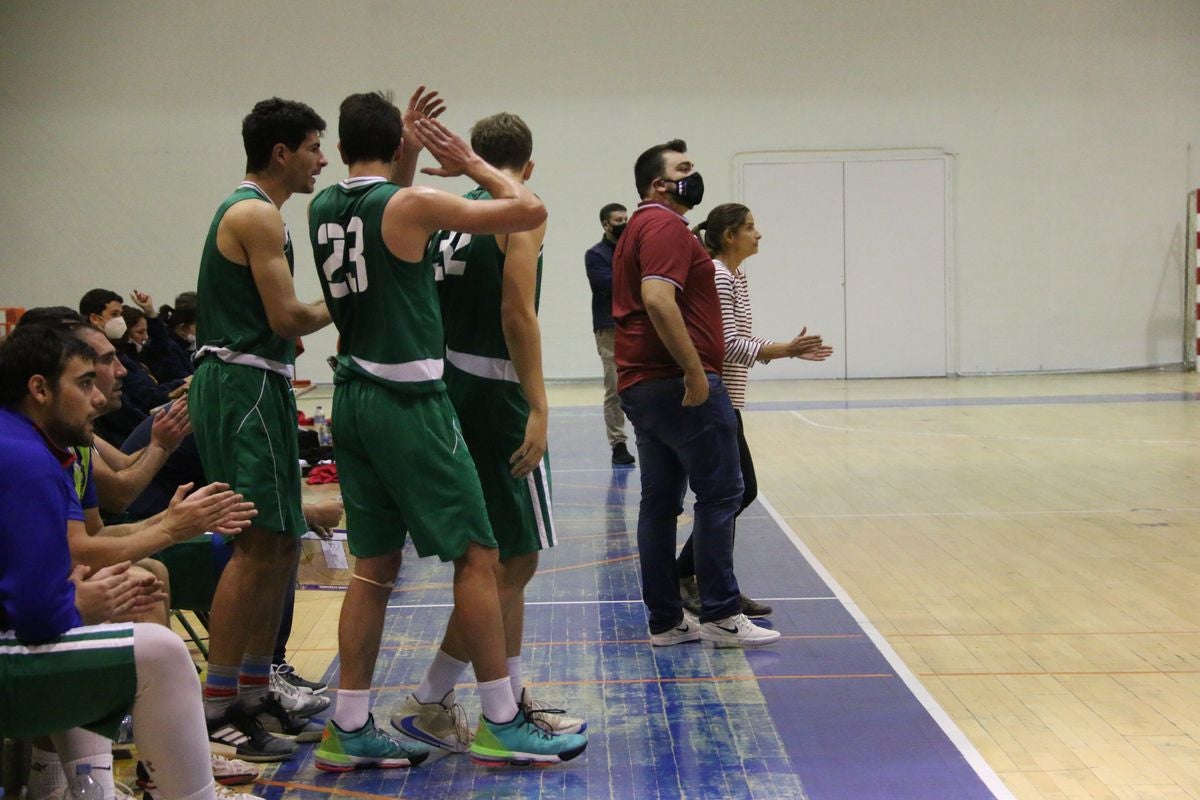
left=739, top=594, right=773, bottom=618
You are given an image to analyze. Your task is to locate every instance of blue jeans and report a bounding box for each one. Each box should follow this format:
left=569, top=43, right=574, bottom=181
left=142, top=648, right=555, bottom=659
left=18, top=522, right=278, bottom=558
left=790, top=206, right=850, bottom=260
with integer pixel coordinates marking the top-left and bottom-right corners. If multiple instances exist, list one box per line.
left=620, top=374, right=743, bottom=633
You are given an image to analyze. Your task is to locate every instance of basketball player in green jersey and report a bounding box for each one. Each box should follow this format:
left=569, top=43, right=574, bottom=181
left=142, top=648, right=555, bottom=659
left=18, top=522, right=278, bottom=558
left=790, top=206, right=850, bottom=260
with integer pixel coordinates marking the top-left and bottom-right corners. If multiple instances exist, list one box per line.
left=307, top=89, right=586, bottom=770
left=190, top=98, right=333, bottom=762
left=393, top=112, right=585, bottom=751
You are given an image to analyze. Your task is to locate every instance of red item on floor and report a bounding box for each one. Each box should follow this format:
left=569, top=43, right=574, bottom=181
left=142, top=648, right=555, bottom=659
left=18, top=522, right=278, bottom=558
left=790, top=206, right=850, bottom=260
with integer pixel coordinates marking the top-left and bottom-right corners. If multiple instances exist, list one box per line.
left=297, top=410, right=314, bottom=426
left=306, top=464, right=338, bottom=484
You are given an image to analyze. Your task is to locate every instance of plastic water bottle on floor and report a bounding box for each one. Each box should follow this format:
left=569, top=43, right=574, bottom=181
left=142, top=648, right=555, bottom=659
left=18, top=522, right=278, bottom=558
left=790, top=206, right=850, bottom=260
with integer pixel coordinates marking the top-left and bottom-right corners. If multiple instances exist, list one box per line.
left=313, top=406, right=332, bottom=447
left=67, top=765, right=102, bottom=800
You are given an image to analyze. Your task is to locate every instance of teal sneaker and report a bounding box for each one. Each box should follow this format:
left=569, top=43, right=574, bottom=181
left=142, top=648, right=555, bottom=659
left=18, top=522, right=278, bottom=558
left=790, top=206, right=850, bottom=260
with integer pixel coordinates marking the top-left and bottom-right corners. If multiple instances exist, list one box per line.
left=469, top=708, right=588, bottom=767
left=314, top=714, right=430, bottom=772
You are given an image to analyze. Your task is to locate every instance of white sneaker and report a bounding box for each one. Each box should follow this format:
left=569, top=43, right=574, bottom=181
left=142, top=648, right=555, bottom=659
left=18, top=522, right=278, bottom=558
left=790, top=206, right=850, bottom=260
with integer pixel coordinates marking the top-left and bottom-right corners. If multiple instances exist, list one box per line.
left=214, top=782, right=265, bottom=800
left=211, top=754, right=260, bottom=786
left=270, top=666, right=331, bottom=717
left=649, top=611, right=701, bottom=646
left=519, top=687, right=587, bottom=735
left=390, top=690, right=473, bottom=753
left=700, top=613, right=781, bottom=647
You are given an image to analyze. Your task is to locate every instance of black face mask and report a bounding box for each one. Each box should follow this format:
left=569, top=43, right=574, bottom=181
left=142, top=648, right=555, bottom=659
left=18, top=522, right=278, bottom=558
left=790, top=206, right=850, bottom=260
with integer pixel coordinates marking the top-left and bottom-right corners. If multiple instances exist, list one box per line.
left=609, top=222, right=627, bottom=240
left=664, top=172, right=704, bottom=208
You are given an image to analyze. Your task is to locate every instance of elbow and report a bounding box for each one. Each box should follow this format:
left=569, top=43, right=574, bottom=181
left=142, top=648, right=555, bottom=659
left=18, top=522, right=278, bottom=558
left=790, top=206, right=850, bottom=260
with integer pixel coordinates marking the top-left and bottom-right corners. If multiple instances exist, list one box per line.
left=105, top=495, right=133, bottom=515
left=500, top=304, right=537, bottom=340
left=521, top=197, right=547, bottom=230
left=267, top=314, right=302, bottom=340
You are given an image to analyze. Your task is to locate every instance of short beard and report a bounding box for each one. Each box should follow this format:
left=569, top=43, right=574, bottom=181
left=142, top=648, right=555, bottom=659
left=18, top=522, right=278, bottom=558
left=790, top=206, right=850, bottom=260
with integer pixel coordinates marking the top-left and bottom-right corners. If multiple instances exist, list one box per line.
left=43, top=417, right=93, bottom=449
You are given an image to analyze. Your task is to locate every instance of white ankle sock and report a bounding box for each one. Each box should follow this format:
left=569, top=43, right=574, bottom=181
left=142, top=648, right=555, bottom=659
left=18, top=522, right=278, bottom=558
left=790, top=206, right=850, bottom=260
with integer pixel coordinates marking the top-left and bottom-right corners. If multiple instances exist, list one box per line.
left=507, top=656, right=523, bottom=701
left=334, top=688, right=372, bottom=732
left=477, top=676, right=518, bottom=724
left=415, top=649, right=469, bottom=704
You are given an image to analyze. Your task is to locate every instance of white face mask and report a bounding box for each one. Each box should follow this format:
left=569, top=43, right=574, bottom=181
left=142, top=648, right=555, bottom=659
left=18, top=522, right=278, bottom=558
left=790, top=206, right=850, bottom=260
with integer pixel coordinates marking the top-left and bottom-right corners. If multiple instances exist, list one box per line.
left=104, top=316, right=128, bottom=341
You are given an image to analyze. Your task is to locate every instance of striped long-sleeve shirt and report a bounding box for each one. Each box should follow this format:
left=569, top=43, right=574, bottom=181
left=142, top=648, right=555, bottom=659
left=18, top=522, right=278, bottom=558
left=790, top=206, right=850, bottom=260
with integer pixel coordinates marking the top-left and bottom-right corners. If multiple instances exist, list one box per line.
left=714, top=259, right=769, bottom=409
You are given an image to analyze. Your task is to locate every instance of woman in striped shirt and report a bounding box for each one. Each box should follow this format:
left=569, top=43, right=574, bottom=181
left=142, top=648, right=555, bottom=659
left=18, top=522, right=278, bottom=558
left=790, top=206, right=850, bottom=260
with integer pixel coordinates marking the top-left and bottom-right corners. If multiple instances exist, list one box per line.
left=677, top=203, right=833, bottom=619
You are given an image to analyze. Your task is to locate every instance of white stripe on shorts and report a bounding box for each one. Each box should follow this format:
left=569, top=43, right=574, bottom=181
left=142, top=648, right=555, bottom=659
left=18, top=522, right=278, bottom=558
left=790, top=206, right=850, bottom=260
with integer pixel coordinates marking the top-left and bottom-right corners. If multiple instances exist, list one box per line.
left=526, top=458, right=556, bottom=549
left=0, top=622, right=134, bottom=655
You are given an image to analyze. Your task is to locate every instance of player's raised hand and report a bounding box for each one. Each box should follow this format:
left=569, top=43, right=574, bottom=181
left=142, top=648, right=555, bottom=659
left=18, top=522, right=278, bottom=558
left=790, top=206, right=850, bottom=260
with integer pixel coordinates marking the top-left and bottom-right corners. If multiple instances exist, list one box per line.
left=416, top=117, right=479, bottom=178
left=396, top=86, right=447, bottom=157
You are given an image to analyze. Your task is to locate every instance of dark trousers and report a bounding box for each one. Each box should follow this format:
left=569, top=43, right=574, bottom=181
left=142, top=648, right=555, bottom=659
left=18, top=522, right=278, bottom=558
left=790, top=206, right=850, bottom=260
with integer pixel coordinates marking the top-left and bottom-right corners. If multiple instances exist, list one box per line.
left=620, top=374, right=743, bottom=633
left=677, top=409, right=756, bottom=580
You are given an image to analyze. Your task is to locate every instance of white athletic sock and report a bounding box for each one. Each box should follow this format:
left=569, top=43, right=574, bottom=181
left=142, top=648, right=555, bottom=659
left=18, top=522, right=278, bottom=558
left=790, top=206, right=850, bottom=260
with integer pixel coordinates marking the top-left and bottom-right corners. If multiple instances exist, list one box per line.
left=415, top=649, right=470, bottom=704
left=477, top=676, right=519, bottom=724
left=507, top=656, right=523, bottom=701
left=26, top=746, right=67, bottom=800
left=333, top=689, right=372, bottom=732
left=50, top=730, right=113, bottom=800
left=129, top=623, right=214, bottom=800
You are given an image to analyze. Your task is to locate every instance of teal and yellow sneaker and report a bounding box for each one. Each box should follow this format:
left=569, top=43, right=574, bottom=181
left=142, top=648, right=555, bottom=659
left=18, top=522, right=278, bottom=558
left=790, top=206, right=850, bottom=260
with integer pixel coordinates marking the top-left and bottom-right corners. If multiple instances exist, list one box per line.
left=314, top=714, right=430, bottom=772
left=468, top=708, right=588, bottom=767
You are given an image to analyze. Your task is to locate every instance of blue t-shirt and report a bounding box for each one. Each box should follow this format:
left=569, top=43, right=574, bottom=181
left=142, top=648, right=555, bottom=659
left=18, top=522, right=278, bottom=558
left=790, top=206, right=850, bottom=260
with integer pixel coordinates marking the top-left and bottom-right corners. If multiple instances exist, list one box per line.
left=0, top=406, right=84, bottom=641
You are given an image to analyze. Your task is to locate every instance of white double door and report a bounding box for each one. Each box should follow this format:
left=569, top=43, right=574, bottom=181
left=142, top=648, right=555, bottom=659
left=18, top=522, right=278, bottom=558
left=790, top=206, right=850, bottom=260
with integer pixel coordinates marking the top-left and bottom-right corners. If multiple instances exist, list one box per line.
left=737, top=152, right=951, bottom=379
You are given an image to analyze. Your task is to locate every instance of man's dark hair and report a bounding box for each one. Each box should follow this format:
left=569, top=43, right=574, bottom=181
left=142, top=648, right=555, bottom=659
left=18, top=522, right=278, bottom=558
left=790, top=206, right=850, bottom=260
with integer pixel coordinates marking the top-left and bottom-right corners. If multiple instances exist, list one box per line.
left=338, top=92, right=403, bottom=166
left=242, top=97, right=327, bottom=173
left=78, top=289, right=122, bottom=319
left=599, top=203, right=627, bottom=224
left=470, top=113, right=533, bottom=171
left=634, top=139, right=687, bottom=198
left=0, top=325, right=96, bottom=406
left=17, top=307, right=85, bottom=331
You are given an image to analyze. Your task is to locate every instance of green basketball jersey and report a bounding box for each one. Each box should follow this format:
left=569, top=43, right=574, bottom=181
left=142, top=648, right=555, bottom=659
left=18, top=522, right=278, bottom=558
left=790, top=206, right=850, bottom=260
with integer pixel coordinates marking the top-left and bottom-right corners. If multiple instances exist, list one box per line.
left=432, top=186, right=543, bottom=380
left=308, top=177, right=444, bottom=394
left=195, top=182, right=296, bottom=375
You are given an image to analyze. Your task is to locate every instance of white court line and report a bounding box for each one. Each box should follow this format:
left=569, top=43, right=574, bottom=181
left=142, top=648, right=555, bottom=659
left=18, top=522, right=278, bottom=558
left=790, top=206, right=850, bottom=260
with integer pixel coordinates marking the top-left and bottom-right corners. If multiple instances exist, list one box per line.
left=386, top=596, right=839, bottom=610
left=759, top=493, right=1017, bottom=800
left=790, top=410, right=1200, bottom=446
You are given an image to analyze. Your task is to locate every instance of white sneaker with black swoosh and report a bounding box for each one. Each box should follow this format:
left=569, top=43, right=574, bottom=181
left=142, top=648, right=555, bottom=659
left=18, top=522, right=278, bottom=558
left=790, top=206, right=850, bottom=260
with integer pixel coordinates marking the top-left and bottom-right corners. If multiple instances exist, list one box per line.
left=700, top=613, right=781, bottom=647
left=649, top=611, right=701, bottom=646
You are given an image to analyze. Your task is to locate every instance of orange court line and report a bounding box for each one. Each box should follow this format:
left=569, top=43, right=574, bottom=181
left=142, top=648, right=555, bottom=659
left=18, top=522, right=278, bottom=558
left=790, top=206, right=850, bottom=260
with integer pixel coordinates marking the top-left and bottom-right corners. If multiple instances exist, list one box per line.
left=536, top=553, right=639, bottom=574
left=285, top=632, right=867, bottom=654
left=921, top=669, right=1200, bottom=677
left=256, top=780, right=408, bottom=800
left=896, top=630, right=1200, bottom=638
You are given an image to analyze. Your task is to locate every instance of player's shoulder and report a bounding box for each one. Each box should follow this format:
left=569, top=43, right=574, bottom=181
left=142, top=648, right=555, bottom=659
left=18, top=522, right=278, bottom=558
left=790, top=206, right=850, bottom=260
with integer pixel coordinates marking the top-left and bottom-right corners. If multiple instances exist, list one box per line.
left=223, top=194, right=282, bottom=226
left=0, top=419, right=58, bottom=487
left=221, top=195, right=285, bottom=241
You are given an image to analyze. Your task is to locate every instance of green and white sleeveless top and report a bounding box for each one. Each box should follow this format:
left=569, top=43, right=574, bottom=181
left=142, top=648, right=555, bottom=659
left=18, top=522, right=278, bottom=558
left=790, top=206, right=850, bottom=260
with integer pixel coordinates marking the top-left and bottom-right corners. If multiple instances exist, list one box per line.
left=308, top=176, right=444, bottom=394
left=195, top=182, right=296, bottom=376
left=432, top=187, right=543, bottom=384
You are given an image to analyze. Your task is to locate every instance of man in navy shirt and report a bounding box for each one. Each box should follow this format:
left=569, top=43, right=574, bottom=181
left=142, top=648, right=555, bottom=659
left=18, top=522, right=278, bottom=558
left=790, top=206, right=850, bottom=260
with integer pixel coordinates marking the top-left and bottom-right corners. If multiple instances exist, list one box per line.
left=585, top=202, right=634, bottom=465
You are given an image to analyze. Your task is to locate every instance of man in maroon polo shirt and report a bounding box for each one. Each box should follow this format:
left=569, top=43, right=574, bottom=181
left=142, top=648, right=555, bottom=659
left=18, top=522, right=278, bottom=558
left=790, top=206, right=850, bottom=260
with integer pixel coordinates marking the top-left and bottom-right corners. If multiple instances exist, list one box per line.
left=612, top=139, right=779, bottom=648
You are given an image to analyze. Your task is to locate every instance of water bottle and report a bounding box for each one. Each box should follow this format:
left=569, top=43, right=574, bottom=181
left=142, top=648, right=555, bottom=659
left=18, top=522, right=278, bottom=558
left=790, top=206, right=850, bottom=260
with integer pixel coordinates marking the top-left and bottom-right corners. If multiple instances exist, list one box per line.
left=67, top=765, right=102, bottom=800
left=313, top=406, right=332, bottom=447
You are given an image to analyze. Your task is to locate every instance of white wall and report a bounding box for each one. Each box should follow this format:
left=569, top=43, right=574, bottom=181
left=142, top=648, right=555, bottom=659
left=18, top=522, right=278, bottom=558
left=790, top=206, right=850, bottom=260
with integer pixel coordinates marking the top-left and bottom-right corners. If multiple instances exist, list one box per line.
left=2, top=0, right=1198, bottom=378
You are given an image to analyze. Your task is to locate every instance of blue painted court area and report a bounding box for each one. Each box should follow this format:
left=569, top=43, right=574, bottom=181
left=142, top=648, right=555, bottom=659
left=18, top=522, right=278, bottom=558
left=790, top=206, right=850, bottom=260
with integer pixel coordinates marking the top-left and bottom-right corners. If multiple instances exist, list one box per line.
left=266, top=407, right=1010, bottom=800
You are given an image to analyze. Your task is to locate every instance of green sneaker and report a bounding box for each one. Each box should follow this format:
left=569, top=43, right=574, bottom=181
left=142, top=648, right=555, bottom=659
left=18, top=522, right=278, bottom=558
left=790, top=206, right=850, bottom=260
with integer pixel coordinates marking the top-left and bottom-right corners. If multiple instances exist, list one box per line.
left=469, top=708, right=588, bottom=767
left=314, top=714, right=430, bottom=772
